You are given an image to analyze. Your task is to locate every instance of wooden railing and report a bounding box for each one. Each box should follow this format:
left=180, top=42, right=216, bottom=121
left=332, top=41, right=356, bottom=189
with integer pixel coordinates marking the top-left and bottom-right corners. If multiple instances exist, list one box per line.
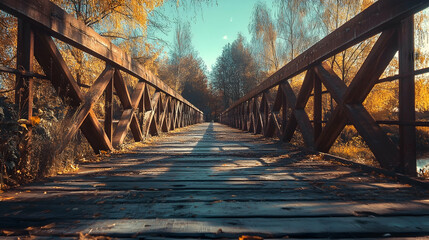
left=221, top=0, right=429, bottom=176
left=0, top=0, right=203, bottom=155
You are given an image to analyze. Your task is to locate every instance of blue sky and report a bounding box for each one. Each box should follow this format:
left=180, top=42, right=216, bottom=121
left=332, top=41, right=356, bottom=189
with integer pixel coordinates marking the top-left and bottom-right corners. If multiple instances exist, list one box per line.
left=150, top=0, right=275, bottom=71
left=150, top=2, right=429, bottom=73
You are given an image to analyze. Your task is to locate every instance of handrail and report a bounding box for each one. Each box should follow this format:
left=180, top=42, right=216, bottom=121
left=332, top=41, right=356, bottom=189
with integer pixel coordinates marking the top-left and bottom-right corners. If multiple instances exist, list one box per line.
left=223, top=0, right=428, bottom=114
left=0, top=0, right=204, bottom=155
left=0, top=0, right=202, bottom=114
left=221, top=0, right=429, bottom=176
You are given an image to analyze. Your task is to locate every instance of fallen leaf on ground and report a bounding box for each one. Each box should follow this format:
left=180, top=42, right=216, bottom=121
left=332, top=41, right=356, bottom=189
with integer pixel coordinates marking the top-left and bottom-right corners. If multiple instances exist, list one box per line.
left=79, top=232, right=112, bottom=240
left=0, top=196, right=15, bottom=201
left=92, top=183, right=106, bottom=187
left=239, top=235, right=264, bottom=240
left=41, top=223, right=55, bottom=229
left=107, top=224, right=116, bottom=228
left=2, top=230, right=14, bottom=236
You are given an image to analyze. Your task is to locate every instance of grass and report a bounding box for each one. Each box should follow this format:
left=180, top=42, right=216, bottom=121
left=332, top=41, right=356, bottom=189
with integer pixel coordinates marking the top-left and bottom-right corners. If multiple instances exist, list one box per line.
left=329, top=126, right=379, bottom=167
left=286, top=122, right=429, bottom=179
left=328, top=125, right=429, bottom=179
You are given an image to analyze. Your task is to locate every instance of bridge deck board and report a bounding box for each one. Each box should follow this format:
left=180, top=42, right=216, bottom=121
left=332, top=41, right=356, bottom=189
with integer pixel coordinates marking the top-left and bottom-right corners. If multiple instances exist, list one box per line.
left=1, top=122, right=429, bottom=239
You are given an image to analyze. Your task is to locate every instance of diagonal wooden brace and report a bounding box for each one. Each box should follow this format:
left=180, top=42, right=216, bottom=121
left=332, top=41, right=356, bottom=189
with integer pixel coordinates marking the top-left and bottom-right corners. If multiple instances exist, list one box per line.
left=112, top=80, right=146, bottom=147
left=34, top=32, right=112, bottom=154
left=57, top=66, right=114, bottom=154
left=263, top=92, right=281, bottom=138
left=145, top=91, right=161, bottom=137
left=160, top=96, right=171, bottom=132
left=281, top=70, right=315, bottom=149
left=314, top=29, right=400, bottom=169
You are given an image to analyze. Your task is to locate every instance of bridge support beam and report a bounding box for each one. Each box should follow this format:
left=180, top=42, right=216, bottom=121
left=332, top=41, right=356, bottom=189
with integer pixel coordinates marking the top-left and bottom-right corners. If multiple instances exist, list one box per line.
left=220, top=2, right=427, bottom=176
left=399, top=16, right=416, bottom=176
left=15, top=19, right=34, bottom=169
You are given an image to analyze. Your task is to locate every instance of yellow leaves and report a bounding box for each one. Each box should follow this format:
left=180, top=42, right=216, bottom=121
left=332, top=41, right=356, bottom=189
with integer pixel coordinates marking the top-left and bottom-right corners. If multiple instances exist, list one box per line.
left=363, top=77, right=429, bottom=115
left=239, top=236, right=264, bottom=240
left=363, top=81, right=397, bottom=114
left=70, top=163, right=79, bottom=171
left=40, top=223, right=56, bottom=229
left=57, top=162, right=79, bottom=175
left=360, top=0, right=376, bottom=11
left=2, top=230, right=14, bottom=236
left=416, top=79, right=429, bottom=112
left=17, top=116, right=41, bottom=127
left=79, top=232, right=113, bottom=240
left=30, top=116, right=41, bottom=126
left=0, top=196, right=15, bottom=201
left=53, top=0, right=166, bottom=79
left=92, top=183, right=106, bottom=188
left=209, top=200, right=223, bottom=205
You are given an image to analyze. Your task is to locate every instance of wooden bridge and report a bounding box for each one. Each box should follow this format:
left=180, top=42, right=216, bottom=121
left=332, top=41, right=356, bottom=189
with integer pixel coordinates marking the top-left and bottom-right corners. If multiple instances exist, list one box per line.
left=1, top=122, right=429, bottom=239
left=1, top=0, right=429, bottom=239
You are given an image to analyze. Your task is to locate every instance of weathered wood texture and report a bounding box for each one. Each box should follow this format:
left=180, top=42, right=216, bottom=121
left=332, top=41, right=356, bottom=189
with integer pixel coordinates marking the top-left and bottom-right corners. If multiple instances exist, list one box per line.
left=1, top=123, right=429, bottom=239
left=221, top=0, right=429, bottom=176
left=0, top=0, right=203, bottom=154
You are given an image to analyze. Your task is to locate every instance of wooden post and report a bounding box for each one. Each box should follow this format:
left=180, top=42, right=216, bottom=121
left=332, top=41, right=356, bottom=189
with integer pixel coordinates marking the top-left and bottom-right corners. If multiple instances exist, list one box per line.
left=16, top=20, right=34, bottom=121
left=281, top=86, right=288, bottom=135
left=314, top=74, right=322, bottom=141
left=15, top=19, right=34, bottom=167
left=139, top=94, right=144, bottom=132
left=104, top=74, right=113, bottom=141
left=399, top=16, right=416, bottom=176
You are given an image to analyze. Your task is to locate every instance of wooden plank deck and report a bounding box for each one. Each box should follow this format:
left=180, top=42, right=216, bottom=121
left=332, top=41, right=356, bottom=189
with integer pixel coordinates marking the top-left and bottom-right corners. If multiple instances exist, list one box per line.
left=1, top=122, right=429, bottom=239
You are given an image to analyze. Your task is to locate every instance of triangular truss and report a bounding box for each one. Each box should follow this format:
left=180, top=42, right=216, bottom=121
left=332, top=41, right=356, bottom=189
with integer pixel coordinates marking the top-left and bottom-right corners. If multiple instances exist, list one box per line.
left=14, top=21, right=203, bottom=156
left=222, top=16, right=419, bottom=175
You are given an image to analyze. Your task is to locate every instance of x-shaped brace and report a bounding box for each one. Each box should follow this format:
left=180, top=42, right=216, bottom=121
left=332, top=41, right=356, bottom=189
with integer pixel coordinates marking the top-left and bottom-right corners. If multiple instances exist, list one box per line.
left=314, top=29, right=399, bottom=169
left=34, top=32, right=113, bottom=154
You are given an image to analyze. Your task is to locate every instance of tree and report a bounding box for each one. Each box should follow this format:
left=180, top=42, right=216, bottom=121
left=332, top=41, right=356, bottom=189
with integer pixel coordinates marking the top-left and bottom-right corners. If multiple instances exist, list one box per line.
left=0, top=12, right=17, bottom=96
left=51, top=0, right=165, bottom=83
left=276, top=0, right=322, bottom=62
left=212, top=35, right=260, bottom=108
left=212, top=43, right=233, bottom=108
left=230, top=34, right=260, bottom=98
left=249, top=2, right=280, bottom=73
left=320, top=0, right=374, bottom=84
left=179, top=55, right=210, bottom=115
left=170, top=21, right=194, bottom=91
left=157, top=20, right=212, bottom=119
left=158, top=21, right=195, bottom=91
